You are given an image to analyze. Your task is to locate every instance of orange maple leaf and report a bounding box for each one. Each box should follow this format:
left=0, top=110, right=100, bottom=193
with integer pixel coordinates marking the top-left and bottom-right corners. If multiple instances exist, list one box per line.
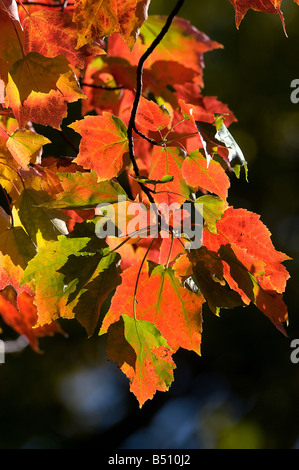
left=0, top=288, right=64, bottom=353
left=229, top=0, right=299, bottom=35
left=69, top=112, right=129, bottom=181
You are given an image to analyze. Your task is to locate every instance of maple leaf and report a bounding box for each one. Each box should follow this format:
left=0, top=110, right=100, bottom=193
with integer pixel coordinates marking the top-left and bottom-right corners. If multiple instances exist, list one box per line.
left=0, top=0, right=24, bottom=81
left=229, top=0, right=277, bottom=28
left=69, top=113, right=129, bottom=181
left=164, top=93, right=237, bottom=158
left=0, top=212, right=37, bottom=295
left=16, top=187, right=69, bottom=245
left=0, top=286, right=64, bottom=352
left=95, top=198, right=154, bottom=242
left=182, top=149, right=230, bottom=201
left=203, top=207, right=290, bottom=267
left=6, top=129, right=51, bottom=169
left=73, top=0, right=151, bottom=50
left=21, top=227, right=121, bottom=334
left=23, top=10, right=105, bottom=70
left=39, top=170, right=127, bottom=210
left=148, top=146, right=190, bottom=205
left=195, top=195, right=227, bottom=234
left=81, top=56, right=138, bottom=116
left=33, top=155, right=91, bottom=205
left=20, top=235, right=98, bottom=325
left=219, top=245, right=288, bottom=334
left=6, top=54, right=85, bottom=129
left=100, top=261, right=204, bottom=354
left=136, top=96, right=171, bottom=132
left=8, top=52, right=71, bottom=103
left=195, top=118, right=247, bottom=173
left=58, top=246, right=122, bottom=336
left=202, top=207, right=290, bottom=331
left=106, top=314, right=175, bottom=407
left=0, top=118, right=29, bottom=199
left=229, top=0, right=299, bottom=34
left=108, top=16, right=222, bottom=93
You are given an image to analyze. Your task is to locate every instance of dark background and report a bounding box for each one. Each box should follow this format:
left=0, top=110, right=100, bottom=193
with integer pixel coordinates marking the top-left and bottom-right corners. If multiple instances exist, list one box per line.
left=0, top=0, right=299, bottom=449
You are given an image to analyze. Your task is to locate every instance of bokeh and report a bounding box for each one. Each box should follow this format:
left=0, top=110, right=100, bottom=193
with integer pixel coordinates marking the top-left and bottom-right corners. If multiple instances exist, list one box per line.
left=0, top=0, right=299, bottom=449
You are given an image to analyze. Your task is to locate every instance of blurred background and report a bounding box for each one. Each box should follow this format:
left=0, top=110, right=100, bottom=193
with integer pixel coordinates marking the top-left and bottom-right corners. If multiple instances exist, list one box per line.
left=0, top=0, right=299, bottom=449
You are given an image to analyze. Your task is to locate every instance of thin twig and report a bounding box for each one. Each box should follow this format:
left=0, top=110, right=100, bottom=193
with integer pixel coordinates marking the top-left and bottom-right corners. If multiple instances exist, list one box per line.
left=132, top=124, right=160, bottom=146
left=60, top=130, right=79, bottom=154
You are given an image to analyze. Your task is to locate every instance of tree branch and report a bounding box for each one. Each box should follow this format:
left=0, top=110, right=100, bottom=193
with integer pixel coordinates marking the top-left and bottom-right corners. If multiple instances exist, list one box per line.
left=127, top=0, right=185, bottom=204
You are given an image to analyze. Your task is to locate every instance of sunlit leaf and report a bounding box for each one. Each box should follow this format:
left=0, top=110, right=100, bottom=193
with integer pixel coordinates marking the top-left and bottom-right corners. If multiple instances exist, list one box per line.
left=100, top=261, right=204, bottom=354
left=182, top=149, right=230, bottom=200
left=6, top=129, right=51, bottom=169
left=73, top=0, right=151, bottom=50
left=23, top=10, right=105, bottom=70
left=40, top=170, right=127, bottom=210
left=136, top=96, right=171, bottom=132
left=69, top=113, right=129, bottom=181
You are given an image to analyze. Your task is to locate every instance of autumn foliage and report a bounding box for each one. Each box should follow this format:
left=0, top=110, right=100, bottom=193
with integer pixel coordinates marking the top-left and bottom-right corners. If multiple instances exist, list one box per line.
left=0, top=0, right=294, bottom=407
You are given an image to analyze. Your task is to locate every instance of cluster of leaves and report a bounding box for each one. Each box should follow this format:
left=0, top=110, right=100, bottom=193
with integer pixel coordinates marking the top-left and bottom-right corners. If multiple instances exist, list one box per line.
left=0, top=0, right=294, bottom=407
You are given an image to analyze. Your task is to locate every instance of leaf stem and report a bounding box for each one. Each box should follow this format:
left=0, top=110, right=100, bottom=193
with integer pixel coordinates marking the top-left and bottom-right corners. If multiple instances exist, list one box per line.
left=163, top=117, right=187, bottom=141
left=165, top=234, right=174, bottom=269
left=17, top=0, right=30, bottom=16
left=133, top=232, right=158, bottom=321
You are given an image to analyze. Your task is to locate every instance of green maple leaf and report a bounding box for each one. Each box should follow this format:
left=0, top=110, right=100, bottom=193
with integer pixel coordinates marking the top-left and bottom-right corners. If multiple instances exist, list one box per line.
left=17, top=188, right=69, bottom=244
left=106, top=314, right=176, bottom=408
left=40, top=170, right=127, bottom=210
left=21, top=226, right=121, bottom=333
